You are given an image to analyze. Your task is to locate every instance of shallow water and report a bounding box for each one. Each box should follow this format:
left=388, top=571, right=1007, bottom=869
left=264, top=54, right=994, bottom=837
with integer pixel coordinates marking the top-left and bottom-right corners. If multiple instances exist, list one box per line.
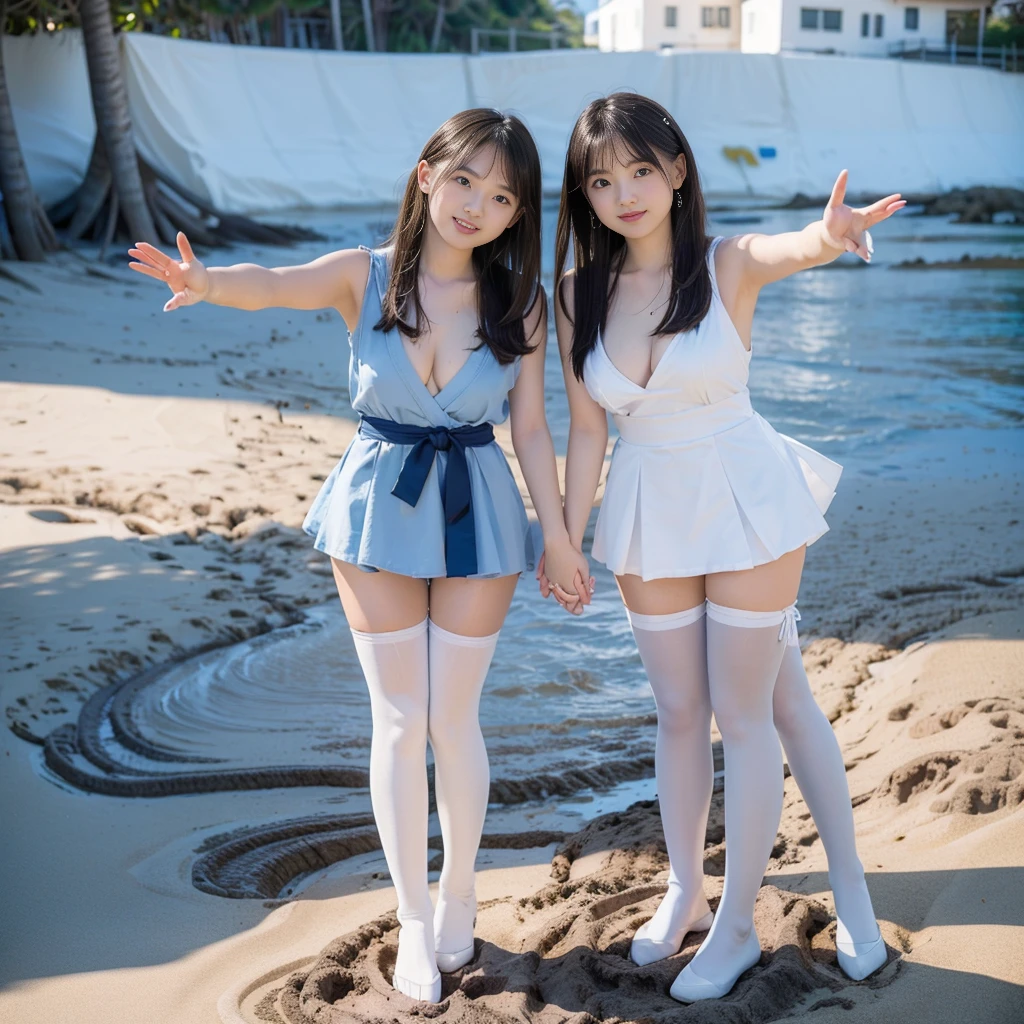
left=99, top=208, right=1024, bottom=846
left=540, top=207, right=1024, bottom=479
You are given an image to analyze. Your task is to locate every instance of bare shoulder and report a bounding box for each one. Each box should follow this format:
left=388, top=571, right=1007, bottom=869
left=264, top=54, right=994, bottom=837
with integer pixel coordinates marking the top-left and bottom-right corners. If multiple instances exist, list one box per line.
left=710, top=233, right=760, bottom=303
left=329, top=246, right=372, bottom=289
left=318, top=246, right=372, bottom=324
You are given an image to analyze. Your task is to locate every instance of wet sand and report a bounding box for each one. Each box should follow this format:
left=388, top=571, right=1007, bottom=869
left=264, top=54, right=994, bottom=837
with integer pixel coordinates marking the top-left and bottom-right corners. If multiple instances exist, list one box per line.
left=1, top=247, right=1022, bottom=1023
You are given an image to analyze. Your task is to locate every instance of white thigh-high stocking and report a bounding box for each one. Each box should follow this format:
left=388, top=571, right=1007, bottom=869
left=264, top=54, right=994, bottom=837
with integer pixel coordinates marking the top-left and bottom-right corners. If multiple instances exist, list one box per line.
left=773, top=637, right=886, bottom=979
left=670, top=601, right=793, bottom=1003
left=427, top=620, right=499, bottom=973
left=350, top=619, right=439, bottom=1003
left=626, top=605, right=714, bottom=965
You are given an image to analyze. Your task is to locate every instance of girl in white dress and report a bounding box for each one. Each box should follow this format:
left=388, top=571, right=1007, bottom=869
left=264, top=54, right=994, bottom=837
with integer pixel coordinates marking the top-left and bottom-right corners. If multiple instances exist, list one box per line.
left=545, top=93, right=905, bottom=1002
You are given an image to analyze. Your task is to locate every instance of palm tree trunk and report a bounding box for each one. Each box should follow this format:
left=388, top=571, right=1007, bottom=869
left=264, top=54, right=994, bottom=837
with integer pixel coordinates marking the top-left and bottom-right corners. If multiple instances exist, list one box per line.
left=430, top=0, right=447, bottom=51
left=0, top=7, right=50, bottom=259
left=329, top=0, right=344, bottom=50
left=361, top=0, right=376, bottom=50
left=78, top=0, right=158, bottom=244
left=373, top=0, right=389, bottom=51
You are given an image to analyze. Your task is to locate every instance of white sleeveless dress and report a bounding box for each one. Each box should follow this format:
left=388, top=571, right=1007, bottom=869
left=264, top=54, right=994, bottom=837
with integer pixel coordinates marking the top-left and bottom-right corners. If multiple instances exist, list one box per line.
left=582, top=237, right=843, bottom=581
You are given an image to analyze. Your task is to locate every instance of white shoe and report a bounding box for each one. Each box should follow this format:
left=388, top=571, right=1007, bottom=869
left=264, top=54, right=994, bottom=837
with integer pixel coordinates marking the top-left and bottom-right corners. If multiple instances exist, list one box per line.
left=669, top=931, right=761, bottom=1003
left=630, top=907, right=714, bottom=966
left=434, top=888, right=477, bottom=973
left=392, top=970, right=442, bottom=1003
left=836, top=918, right=887, bottom=981
left=392, top=920, right=442, bottom=1003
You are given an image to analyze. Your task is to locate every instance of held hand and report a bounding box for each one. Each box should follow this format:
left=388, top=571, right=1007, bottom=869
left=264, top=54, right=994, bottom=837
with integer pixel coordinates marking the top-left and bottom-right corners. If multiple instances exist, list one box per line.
left=821, top=170, right=906, bottom=262
left=128, top=231, right=209, bottom=311
left=535, top=547, right=595, bottom=616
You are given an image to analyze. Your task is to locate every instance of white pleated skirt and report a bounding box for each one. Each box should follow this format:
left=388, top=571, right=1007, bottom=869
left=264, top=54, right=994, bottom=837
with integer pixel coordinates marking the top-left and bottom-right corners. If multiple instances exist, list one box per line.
left=592, top=397, right=842, bottom=581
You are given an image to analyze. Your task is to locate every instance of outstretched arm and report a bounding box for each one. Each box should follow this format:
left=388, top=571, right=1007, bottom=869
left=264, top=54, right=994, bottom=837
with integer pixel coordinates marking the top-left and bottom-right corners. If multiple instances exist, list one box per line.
left=128, top=231, right=370, bottom=327
left=509, top=291, right=592, bottom=611
left=728, top=170, right=906, bottom=287
left=712, top=171, right=905, bottom=349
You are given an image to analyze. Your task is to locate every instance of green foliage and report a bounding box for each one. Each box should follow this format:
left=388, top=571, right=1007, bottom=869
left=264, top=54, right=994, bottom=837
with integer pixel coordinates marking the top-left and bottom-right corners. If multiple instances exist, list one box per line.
left=984, top=17, right=1024, bottom=48
left=4, top=0, right=585, bottom=50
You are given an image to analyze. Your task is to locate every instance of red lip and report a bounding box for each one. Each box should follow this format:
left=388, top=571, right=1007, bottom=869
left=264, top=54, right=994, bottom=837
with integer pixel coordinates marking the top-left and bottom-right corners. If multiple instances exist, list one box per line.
left=618, top=211, right=646, bottom=222
left=452, top=216, right=479, bottom=234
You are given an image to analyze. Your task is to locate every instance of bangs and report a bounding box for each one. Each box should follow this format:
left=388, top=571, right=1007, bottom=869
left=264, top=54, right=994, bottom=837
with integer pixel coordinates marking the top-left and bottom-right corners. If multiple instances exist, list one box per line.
left=583, top=134, right=659, bottom=179
left=436, top=127, right=534, bottom=207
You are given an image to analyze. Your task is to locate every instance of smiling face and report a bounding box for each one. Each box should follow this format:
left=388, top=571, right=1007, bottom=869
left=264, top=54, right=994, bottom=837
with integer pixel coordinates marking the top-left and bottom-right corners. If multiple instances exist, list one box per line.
left=585, top=142, right=686, bottom=241
left=418, top=143, right=521, bottom=251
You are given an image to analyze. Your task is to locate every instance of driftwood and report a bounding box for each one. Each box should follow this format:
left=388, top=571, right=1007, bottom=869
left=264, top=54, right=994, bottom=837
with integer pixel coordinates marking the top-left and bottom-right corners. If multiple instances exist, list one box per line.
left=50, top=136, right=324, bottom=252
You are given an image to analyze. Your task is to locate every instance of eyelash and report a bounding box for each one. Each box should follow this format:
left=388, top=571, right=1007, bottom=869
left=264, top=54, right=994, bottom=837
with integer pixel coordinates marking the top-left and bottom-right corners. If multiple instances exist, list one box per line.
left=455, top=175, right=510, bottom=205
left=591, top=167, right=652, bottom=188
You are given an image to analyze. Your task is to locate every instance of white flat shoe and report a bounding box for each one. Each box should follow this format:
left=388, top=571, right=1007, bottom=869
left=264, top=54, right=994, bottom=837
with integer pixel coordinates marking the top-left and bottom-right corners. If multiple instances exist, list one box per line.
left=392, top=970, right=442, bottom=1003
left=434, top=888, right=477, bottom=973
left=669, top=931, right=761, bottom=1003
left=630, top=908, right=714, bottom=966
left=836, top=918, right=887, bottom=981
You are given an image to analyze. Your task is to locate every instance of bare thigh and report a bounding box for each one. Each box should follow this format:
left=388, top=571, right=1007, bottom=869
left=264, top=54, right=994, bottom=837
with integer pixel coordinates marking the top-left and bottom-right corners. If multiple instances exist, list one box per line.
left=429, top=574, right=519, bottom=636
left=331, top=558, right=428, bottom=633
left=705, top=545, right=806, bottom=611
left=616, top=573, right=707, bottom=615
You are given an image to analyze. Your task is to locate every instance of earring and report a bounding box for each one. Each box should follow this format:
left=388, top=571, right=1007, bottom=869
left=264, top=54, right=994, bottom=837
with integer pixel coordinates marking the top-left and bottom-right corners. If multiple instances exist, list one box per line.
left=590, top=210, right=597, bottom=229
left=675, top=190, right=683, bottom=209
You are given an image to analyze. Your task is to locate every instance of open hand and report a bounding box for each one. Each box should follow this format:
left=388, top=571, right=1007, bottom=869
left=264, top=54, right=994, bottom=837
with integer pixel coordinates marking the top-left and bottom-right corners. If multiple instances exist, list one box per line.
left=821, top=170, right=906, bottom=262
left=128, top=231, right=209, bottom=311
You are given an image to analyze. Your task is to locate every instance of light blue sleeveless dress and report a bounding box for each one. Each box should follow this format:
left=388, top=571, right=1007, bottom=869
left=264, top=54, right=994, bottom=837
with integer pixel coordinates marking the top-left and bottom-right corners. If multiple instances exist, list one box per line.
left=302, top=247, right=534, bottom=579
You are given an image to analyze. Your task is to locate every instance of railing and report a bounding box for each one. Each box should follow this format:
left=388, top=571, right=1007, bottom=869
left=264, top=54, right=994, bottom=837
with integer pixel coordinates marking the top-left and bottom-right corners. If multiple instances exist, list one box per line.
left=889, top=38, right=1021, bottom=73
left=282, top=14, right=334, bottom=50
left=469, top=26, right=567, bottom=54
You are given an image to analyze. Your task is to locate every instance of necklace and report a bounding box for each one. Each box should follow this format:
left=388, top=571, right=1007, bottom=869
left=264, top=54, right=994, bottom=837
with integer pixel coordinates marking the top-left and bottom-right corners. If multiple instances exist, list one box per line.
left=623, top=273, right=670, bottom=317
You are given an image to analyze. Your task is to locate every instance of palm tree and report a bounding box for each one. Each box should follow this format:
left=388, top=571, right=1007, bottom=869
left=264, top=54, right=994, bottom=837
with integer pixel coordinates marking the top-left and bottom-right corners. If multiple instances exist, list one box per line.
left=75, top=0, right=158, bottom=244
left=57, top=1, right=319, bottom=250
left=361, top=0, right=375, bottom=49
left=0, top=0, right=58, bottom=259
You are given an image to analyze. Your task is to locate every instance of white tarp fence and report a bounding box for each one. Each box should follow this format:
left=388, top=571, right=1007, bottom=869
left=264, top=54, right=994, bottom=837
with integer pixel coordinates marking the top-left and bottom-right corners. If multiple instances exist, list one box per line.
left=3, top=30, right=95, bottom=207
left=7, top=30, right=1024, bottom=213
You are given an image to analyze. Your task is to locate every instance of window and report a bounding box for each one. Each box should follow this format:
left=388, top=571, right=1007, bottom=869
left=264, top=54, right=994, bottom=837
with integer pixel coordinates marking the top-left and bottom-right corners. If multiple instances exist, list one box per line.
left=718, top=6, right=731, bottom=27
left=746, top=11, right=756, bottom=32
left=665, top=5, right=678, bottom=28
left=905, top=7, right=919, bottom=30
left=823, top=9, right=842, bottom=31
left=800, top=7, right=819, bottom=29
left=861, top=12, right=869, bottom=36
left=701, top=6, right=715, bottom=27
left=874, top=13, right=883, bottom=35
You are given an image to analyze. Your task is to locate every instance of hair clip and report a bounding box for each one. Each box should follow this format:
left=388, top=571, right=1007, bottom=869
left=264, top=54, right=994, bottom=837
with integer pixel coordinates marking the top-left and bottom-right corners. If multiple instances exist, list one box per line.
left=663, top=117, right=671, bottom=125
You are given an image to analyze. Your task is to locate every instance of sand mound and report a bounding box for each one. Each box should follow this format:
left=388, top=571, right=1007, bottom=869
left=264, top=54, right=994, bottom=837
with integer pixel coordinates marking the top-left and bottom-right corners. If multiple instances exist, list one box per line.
left=266, top=802, right=897, bottom=1024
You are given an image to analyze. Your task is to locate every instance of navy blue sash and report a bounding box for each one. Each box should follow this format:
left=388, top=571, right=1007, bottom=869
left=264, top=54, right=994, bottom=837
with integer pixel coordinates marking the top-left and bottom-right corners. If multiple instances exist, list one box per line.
left=358, top=415, right=495, bottom=578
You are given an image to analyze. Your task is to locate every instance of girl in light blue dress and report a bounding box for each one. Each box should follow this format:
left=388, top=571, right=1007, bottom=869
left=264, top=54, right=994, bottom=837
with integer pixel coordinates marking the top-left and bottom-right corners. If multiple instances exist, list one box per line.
left=129, top=109, right=592, bottom=1005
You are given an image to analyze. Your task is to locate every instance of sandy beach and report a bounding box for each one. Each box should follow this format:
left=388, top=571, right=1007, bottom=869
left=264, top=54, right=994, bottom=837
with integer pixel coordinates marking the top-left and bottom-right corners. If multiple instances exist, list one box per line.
left=1, top=240, right=1023, bottom=1024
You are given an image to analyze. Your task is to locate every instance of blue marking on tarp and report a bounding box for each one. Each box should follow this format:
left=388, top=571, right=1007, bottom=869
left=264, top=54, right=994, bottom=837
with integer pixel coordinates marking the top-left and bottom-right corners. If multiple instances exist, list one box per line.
left=758, top=147, right=777, bottom=159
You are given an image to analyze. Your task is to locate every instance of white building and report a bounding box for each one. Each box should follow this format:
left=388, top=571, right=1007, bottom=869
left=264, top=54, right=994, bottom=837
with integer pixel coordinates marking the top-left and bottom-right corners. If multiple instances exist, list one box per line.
left=591, top=0, right=743, bottom=51
left=740, top=0, right=990, bottom=56
left=588, top=0, right=999, bottom=55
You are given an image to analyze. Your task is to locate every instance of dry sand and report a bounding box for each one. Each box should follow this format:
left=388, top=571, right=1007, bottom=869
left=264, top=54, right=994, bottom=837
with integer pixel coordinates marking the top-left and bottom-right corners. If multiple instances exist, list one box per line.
left=1, top=250, right=1022, bottom=1023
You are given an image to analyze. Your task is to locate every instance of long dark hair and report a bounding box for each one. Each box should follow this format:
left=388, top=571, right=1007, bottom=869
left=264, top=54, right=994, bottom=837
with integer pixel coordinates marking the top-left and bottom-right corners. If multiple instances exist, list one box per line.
left=554, top=93, right=712, bottom=380
left=376, top=108, right=542, bottom=365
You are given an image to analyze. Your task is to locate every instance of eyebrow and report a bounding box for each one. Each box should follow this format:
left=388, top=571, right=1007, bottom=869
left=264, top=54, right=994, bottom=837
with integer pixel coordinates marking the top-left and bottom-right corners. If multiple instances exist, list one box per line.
left=586, top=160, right=648, bottom=177
left=455, top=164, right=516, bottom=197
